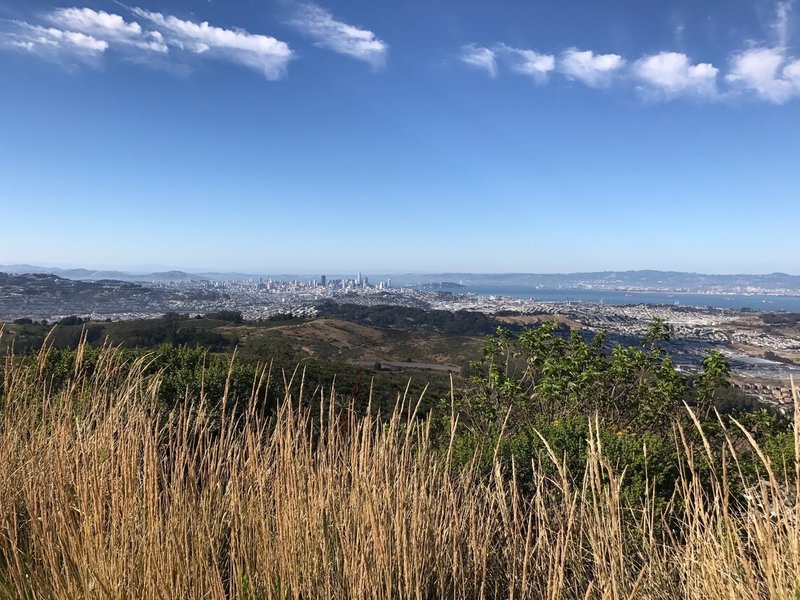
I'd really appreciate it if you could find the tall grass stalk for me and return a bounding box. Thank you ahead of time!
[0,342,798,598]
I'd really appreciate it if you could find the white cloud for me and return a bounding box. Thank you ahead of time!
[47,7,167,53]
[1,6,293,80]
[129,8,293,79]
[634,52,718,98]
[455,1,798,105]
[726,47,800,103]
[288,3,387,69]
[559,48,625,87]
[460,44,497,77]
[723,2,799,103]
[43,27,109,52]
[497,45,554,82]
[9,40,35,51]
[786,57,800,84]
[2,23,108,56]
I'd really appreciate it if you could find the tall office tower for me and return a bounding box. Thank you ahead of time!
[320,275,327,287]
[356,272,362,286]
[387,278,391,289]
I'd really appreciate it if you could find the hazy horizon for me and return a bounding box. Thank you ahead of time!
[3,261,799,278]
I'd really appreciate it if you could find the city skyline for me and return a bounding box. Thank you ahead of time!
[4,262,800,285]
[1,0,799,273]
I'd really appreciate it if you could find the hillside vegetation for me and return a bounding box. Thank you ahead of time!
[1,310,486,410]
[0,322,798,598]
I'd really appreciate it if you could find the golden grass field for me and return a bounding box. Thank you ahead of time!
[1,339,799,599]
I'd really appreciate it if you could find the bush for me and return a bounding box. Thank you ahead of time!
[439,319,792,505]
[205,310,244,323]
[58,315,84,326]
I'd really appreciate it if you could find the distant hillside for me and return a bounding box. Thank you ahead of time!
[0,272,224,319]
[0,265,209,282]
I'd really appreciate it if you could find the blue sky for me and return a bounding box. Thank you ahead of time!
[0,0,798,274]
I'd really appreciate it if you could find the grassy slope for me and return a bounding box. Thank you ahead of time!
[0,315,483,369]
[224,318,482,366]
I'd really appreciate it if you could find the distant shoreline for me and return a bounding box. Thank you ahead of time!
[455,285,800,312]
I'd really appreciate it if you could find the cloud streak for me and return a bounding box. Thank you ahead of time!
[10,23,109,54]
[131,8,292,79]
[460,44,554,82]
[288,3,387,69]
[774,0,793,48]
[460,44,497,77]
[1,6,293,79]
[48,7,167,53]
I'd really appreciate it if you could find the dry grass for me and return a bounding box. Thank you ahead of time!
[0,341,799,599]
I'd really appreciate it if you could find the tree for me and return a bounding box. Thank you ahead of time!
[694,350,732,415]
